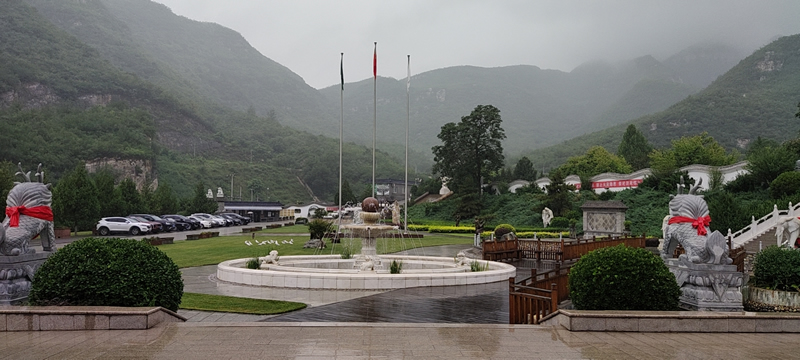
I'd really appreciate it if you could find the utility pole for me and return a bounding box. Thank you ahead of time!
[230,173,234,201]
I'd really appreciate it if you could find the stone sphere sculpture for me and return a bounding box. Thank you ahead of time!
[361,197,379,213]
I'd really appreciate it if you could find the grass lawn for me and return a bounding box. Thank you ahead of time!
[180,292,306,314]
[158,231,473,268]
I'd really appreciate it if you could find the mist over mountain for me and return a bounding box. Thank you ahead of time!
[6,0,793,193]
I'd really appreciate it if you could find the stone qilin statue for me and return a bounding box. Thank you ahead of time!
[1,163,55,256]
[660,178,742,311]
[660,179,730,265]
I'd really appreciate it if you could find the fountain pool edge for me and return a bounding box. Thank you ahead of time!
[217,255,516,290]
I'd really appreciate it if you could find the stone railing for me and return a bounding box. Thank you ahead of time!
[730,202,800,249]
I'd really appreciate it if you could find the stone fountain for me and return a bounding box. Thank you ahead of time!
[345,197,393,271]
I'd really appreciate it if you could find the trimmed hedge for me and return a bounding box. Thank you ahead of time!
[569,244,680,310]
[753,246,800,292]
[29,237,184,311]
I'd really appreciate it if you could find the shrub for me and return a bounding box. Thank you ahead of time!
[569,244,680,310]
[549,217,570,228]
[29,237,183,311]
[753,246,800,292]
[493,224,516,238]
[245,258,260,269]
[470,260,488,272]
[770,172,800,199]
[307,219,333,239]
[390,259,403,274]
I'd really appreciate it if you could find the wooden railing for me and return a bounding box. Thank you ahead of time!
[482,239,521,261]
[513,235,646,262]
[508,278,557,324]
[517,263,571,303]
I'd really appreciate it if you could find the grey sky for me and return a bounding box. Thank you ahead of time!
[154,0,800,89]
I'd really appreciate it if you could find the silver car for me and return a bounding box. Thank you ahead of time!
[96,217,151,236]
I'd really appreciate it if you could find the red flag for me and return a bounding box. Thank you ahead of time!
[373,42,377,78]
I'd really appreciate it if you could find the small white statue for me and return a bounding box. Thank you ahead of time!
[391,201,401,226]
[542,207,554,228]
[206,189,213,199]
[455,251,471,266]
[216,187,224,198]
[359,260,374,271]
[439,177,451,195]
[260,250,279,265]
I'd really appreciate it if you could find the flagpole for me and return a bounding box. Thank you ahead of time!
[372,41,377,198]
[404,54,410,232]
[338,53,344,235]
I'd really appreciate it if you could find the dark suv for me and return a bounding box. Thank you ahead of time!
[130,214,177,232]
[162,214,198,231]
[221,213,251,225]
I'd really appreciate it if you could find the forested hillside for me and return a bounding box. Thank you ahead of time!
[523,34,800,170]
[1,0,407,202]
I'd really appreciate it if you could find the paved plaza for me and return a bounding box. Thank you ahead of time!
[13,235,800,359]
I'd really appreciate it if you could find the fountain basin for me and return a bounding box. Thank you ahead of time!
[217,255,516,290]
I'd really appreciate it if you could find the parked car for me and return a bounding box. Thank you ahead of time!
[191,213,221,227]
[128,216,163,233]
[130,214,177,232]
[218,213,243,226]
[211,215,232,227]
[221,212,251,225]
[163,214,200,230]
[96,217,151,236]
[188,215,213,229]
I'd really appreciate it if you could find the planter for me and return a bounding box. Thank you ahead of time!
[186,234,200,240]
[199,233,211,239]
[210,232,220,237]
[158,237,174,245]
[54,228,71,239]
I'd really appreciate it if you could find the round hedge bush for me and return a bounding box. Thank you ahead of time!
[493,224,516,238]
[29,237,183,311]
[569,244,680,310]
[549,217,570,228]
[753,246,800,291]
[770,171,800,199]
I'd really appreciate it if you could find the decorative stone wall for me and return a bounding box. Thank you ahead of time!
[0,252,52,305]
[581,201,627,239]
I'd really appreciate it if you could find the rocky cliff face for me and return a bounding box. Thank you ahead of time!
[84,157,155,190]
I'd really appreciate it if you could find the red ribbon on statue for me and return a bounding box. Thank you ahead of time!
[5,205,54,227]
[668,215,711,236]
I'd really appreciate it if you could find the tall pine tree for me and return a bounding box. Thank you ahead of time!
[52,164,99,233]
[617,124,653,170]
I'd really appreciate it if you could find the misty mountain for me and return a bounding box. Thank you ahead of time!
[1,0,409,202]
[522,33,800,170]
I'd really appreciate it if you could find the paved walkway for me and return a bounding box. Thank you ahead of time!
[2,322,799,359]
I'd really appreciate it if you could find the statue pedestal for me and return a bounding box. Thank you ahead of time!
[665,258,744,312]
[353,237,383,271]
[0,251,53,305]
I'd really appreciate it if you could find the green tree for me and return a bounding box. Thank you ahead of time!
[545,169,574,217]
[117,178,144,215]
[152,181,179,214]
[746,144,796,189]
[187,182,218,214]
[558,146,632,178]
[92,168,125,217]
[334,179,358,205]
[513,156,537,181]
[0,161,15,201]
[617,124,653,170]
[52,164,98,233]
[649,132,737,177]
[432,105,506,196]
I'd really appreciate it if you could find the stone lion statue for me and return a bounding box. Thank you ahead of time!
[260,250,279,265]
[455,251,471,266]
[359,260,374,271]
[660,179,731,265]
[775,216,800,248]
[1,164,54,256]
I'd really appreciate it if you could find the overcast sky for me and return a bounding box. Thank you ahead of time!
[154,0,800,89]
